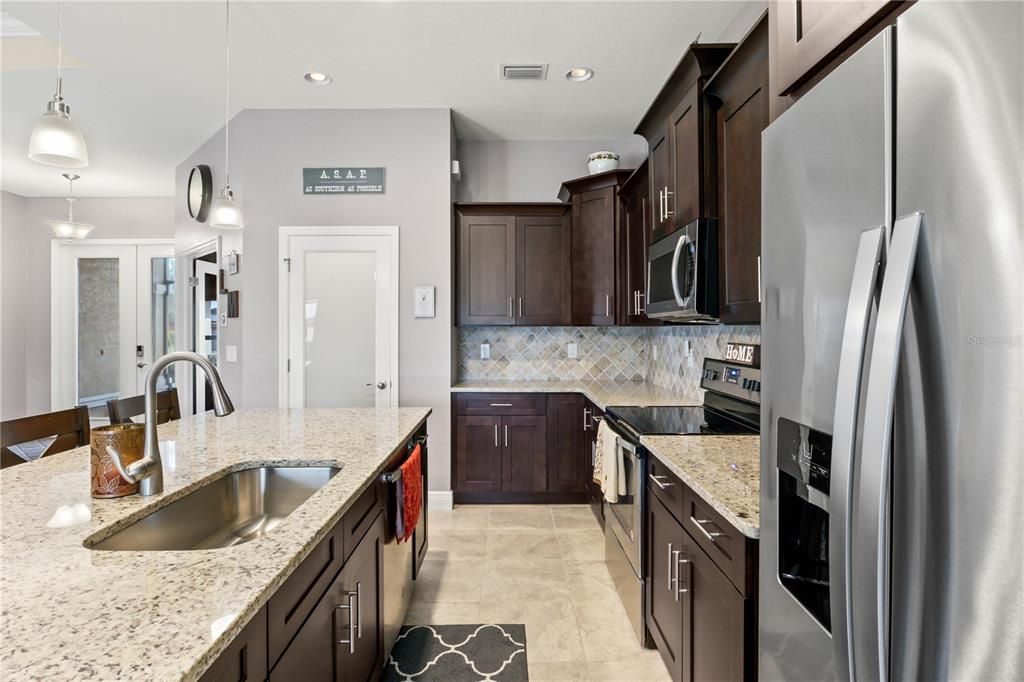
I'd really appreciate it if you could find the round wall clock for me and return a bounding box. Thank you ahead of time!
[187,164,213,222]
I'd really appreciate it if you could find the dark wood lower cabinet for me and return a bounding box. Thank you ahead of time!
[453,393,589,503]
[645,456,757,682]
[685,528,751,682]
[501,416,547,492]
[646,495,686,681]
[546,394,585,493]
[202,424,427,682]
[270,513,384,682]
[454,415,502,492]
[200,607,268,682]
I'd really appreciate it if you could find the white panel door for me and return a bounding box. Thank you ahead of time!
[285,234,395,408]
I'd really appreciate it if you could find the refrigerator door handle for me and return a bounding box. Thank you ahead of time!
[855,212,924,682]
[829,224,886,682]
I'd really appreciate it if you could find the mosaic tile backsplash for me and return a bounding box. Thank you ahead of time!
[457,327,648,382]
[646,325,761,403]
[456,324,760,401]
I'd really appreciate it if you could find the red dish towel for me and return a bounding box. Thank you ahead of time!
[400,445,422,543]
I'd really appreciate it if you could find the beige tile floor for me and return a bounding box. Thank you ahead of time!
[406,504,672,682]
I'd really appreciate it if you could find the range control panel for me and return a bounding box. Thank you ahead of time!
[701,358,761,404]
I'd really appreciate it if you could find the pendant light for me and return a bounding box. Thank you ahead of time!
[28,0,89,168]
[47,174,95,239]
[209,0,243,229]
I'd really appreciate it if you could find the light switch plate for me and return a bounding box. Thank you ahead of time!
[480,343,490,360]
[225,345,238,363]
[567,342,578,359]
[414,286,435,318]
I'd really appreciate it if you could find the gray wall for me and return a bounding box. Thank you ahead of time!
[455,138,648,203]
[1,191,28,420]
[174,108,456,491]
[0,192,174,418]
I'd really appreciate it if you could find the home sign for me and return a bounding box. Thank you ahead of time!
[303,167,385,194]
[724,342,760,367]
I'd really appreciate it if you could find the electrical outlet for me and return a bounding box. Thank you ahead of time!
[480,343,490,360]
[225,345,238,363]
[653,344,658,361]
[567,343,578,359]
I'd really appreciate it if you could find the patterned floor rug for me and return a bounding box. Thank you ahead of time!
[383,624,528,681]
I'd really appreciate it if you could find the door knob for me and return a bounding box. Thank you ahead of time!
[376,381,388,390]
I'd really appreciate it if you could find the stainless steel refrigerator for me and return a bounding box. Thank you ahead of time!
[759,1,1023,680]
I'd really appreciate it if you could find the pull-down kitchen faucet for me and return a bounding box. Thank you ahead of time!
[106,351,234,496]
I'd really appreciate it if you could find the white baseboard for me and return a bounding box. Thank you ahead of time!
[427,490,454,511]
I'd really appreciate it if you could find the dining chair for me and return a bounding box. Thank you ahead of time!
[1,406,91,469]
[106,389,181,426]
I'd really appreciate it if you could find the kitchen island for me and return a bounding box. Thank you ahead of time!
[0,407,430,681]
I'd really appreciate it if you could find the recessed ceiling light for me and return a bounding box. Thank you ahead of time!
[304,72,333,86]
[565,67,594,82]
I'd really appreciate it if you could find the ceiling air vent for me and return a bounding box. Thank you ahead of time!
[500,63,549,81]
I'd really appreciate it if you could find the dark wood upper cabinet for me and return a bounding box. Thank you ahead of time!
[515,214,571,325]
[619,162,657,326]
[560,170,633,327]
[573,187,617,326]
[546,394,585,493]
[636,44,734,244]
[457,211,515,325]
[705,13,769,324]
[669,85,703,229]
[500,415,547,492]
[771,0,904,96]
[649,127,674,240]
[456,204,571,326]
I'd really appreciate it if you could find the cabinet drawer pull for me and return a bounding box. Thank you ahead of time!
[518,296,523,318]
[508,297,514,318]
[664,188,674,218]
[667,542,675,592]
[356,581,363,638]
[671,549,681,601]
[490,403,513,407]
[605,294,610,317]
[583,407,592,431]
[691,516,724,542]
[504,424,509,448]
[494,424,499,447]
[649,473,674,490]
[676,555,691,599]
[335,590,358,654]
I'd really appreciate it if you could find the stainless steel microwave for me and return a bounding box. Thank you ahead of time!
[646,218,719,322]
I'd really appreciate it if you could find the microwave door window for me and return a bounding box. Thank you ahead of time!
[649,250,676,307]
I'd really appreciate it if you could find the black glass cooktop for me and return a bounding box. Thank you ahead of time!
[605,405,758,436]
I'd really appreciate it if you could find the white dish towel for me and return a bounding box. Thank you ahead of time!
[596,420,623,503]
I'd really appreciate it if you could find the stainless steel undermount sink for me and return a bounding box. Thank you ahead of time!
[87,465,341,551]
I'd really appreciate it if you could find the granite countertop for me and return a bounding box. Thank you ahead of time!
[641,434,760,539]
[0,407,430,682]
[451,379,687,410]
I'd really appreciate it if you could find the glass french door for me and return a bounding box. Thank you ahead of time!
[52,242,175,415]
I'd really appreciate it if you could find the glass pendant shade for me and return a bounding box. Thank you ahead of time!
[48,173,93,239]
[47,219,94,239]
[28,98,89,168]
[209,187,244,229]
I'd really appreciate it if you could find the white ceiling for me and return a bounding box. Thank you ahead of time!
[1,1,758,197]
